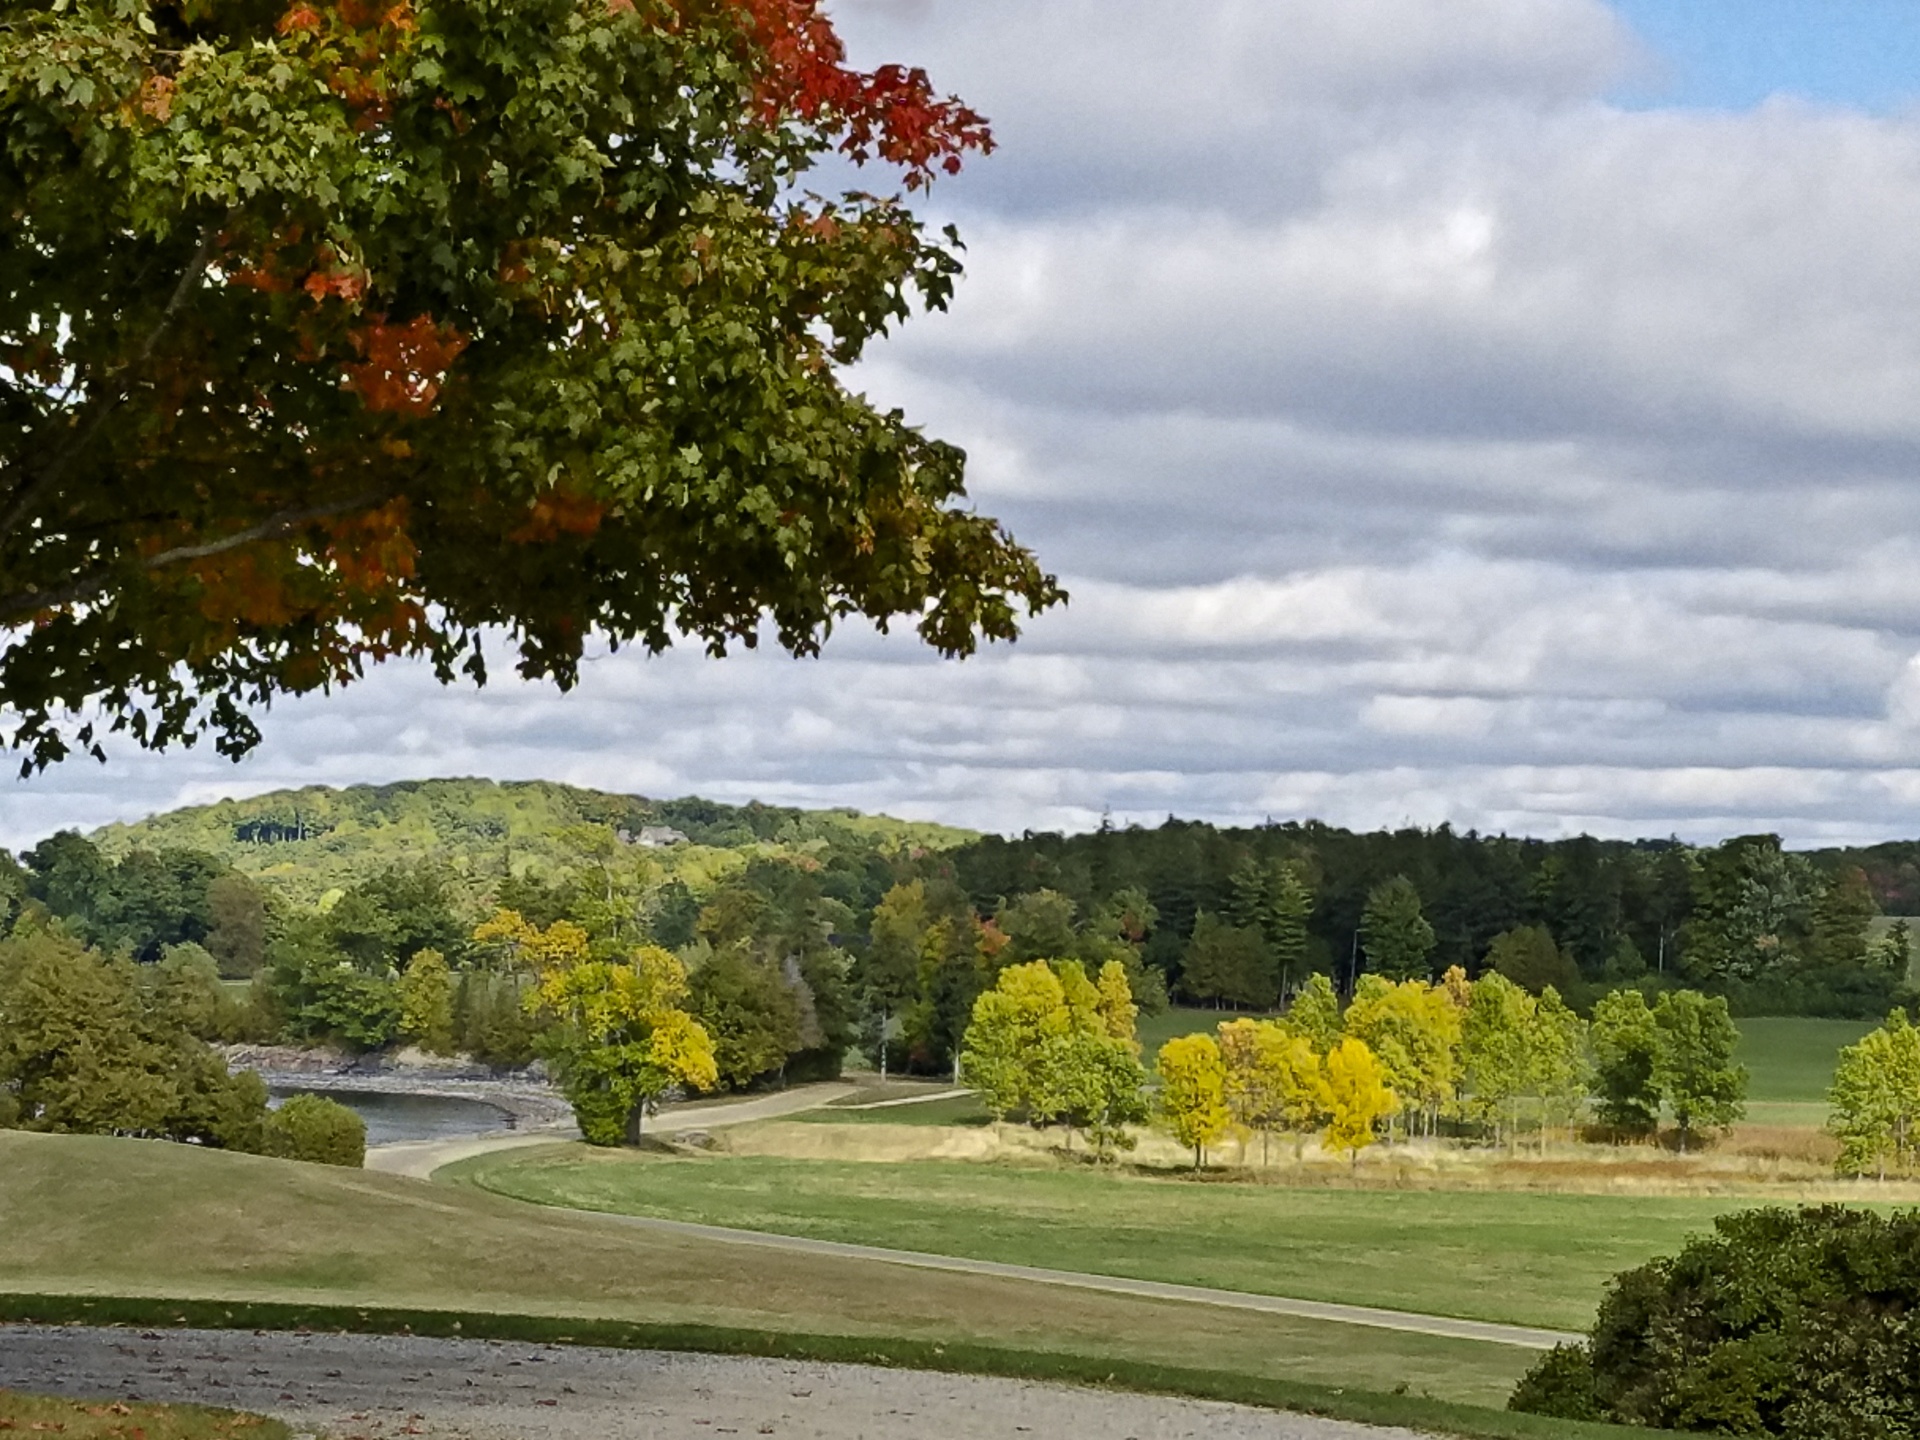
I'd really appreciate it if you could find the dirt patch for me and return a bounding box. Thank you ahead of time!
[0,1326,1435,1440]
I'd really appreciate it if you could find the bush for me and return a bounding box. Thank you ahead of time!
[1511,1205,1920,1436]
[1506,1344,1600,1422]
[264,1094,366,1167]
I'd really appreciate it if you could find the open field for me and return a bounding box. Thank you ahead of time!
[0,1388,286,1440]
[454,1144,1782,1332]
[1138,1004,1267,1063]
[1733,1016,1876,1101]
[0,1131,1540,1411]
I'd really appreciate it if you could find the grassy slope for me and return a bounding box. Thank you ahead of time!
[455,1146,1749,1333]
[0,1131,1536,1410]
[1734,1016,1876,1103]
[0,1391,287,1440]
[88,778,976,901]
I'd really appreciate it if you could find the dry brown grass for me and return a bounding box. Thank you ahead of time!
[726,1118,1920,1201]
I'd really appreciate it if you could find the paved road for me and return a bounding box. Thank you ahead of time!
[365,1083,853,1180]
[0,1325,1439,1439]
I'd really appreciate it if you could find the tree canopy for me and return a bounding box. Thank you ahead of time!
[0,0,1059,767]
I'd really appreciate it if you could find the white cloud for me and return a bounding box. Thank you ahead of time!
[12,0,1920,850]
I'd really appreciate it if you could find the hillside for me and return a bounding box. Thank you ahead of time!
[90,778,976,902]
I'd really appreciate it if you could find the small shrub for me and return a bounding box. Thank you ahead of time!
[1508,1344,1601,1422]
[264,1094,365,1167]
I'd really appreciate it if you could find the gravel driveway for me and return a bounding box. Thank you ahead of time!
[0,1325,1438,1440]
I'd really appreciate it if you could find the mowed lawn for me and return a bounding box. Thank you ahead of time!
[0,1131,1537,1408]
[1734,1016,1875,1103]
[455,1147,1746,1332]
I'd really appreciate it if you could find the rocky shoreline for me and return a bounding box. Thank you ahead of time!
[222,1045,577,1130]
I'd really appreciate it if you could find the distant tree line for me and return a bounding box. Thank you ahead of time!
[6,811,1918,1108]
[943,822,1918,1020]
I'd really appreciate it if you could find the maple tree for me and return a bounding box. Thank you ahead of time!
[0,0,1058,767]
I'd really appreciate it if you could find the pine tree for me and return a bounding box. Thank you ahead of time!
[1360,876,1436,981]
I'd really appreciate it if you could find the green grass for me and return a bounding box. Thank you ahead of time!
[1734,1016,1876,1102]
[0,1389,286,1440]
[454,1147,1756,1333]
[796,1093,990,1126]
[1138,1005,1269,1065]
[0,1131,1542,1413]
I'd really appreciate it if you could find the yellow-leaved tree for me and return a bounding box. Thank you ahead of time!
[1322,1036,1397,1170]
[1219,1018,1330,1164]
[1342,976,1462,1140]
[1158,1032,1231,1168]
[396,947,455,1055]
[1095,960,1139,1047]
[483,906,718,1146]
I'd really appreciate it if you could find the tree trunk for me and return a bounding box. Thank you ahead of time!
[879,1006,889,1081]
[624,1101,645,1147]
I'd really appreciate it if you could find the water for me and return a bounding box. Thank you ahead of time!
[270,1088,516,1146]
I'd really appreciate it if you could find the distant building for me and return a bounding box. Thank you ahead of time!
[618,825,690,848]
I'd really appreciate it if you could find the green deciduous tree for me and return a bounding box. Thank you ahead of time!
[1651,989,1746,1151]
[1285,971,1344,1054]
[1590,988,1661,1134]
[0,0,1057,770]
[1827,1009,1920,1179]
[1360,876,1436,981]
[1461,970,1532,1148]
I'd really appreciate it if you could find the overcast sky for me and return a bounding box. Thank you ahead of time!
[14,1,1920,850]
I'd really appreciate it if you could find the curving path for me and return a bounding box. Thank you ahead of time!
[0,1324,1438,1439]
[372,1082,1574,1351]
[365,1082,853,1180]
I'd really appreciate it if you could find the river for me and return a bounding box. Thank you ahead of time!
[269,1088,517,1146]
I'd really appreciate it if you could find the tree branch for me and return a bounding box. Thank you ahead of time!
[0,494,385,626]
[0,224,224,542]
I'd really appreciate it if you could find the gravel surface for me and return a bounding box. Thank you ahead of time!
[0,1325,1438,1440]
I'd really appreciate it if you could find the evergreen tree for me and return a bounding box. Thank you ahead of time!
[1809,866,1877,970]
[1360,876,1436,981]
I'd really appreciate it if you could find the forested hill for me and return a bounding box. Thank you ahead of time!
[90,778,977,901]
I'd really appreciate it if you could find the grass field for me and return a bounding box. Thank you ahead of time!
[455,1146,1759,1333]
[798,1093,990,1126]
[1137,1005,1267,1064]
[1733,1016,1875,1102]
[0,1131,1540,1410]
[0,1390,286,1440]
